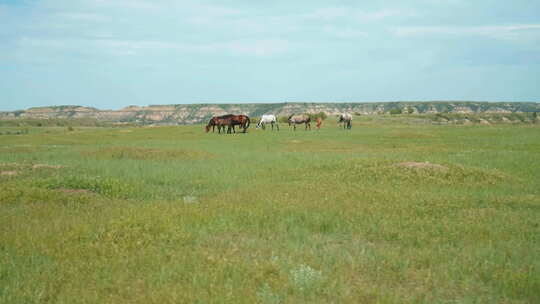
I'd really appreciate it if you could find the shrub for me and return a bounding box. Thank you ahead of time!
[389,108,402,115]
[278,116,289,124]
[310,112,327,120]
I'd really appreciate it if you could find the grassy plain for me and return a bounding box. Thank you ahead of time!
[1,116,539,303]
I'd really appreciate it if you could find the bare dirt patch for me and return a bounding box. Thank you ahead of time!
[395,162,448,171]
[0,162,23,167]
[57,188,94,195]
[1,170,19,176]
[32,164,64,169]
[1,163,64,170]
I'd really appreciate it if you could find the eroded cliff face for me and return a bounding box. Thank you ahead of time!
[1,102,538,124]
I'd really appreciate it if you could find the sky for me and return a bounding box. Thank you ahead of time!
[0,0,539,111]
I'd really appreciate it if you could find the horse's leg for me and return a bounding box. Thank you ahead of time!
[276,123,279,131]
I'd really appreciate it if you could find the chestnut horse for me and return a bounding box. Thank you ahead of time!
[316,117,323,130]
[229,114,251,133]
[205,115,232,133]
[205,114,250,134]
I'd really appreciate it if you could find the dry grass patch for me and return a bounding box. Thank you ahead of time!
[395,161,448,171]
[1,170,18,176]
[32,164,64,169]
[0,162,24,167]
[82,146,213,160]
[56,188,94,195]
[0,146,42,153]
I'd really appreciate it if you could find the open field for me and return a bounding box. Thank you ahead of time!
[1,117,539,303]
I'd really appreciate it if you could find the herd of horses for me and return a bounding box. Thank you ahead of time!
[205,113,353,133]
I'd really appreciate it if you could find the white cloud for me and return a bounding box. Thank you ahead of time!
[302,7,348,21]
[301,7,415,22]
[323,26,368,39]
[56,12,110,22]
[355,9,414,21]
[394,24,540,40]
[222,39,291,56]
[91,0,159,10]
[18,37,292,57]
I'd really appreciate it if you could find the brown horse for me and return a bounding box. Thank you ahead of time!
[205,114,250,134]
[205,115,233,134]
[228,114,251,133]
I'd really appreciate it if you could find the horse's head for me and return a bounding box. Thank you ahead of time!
[205,124,211,133]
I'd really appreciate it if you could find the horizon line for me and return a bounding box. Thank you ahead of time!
[3,100,540,112]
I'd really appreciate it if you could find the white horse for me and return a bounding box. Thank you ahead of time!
[338,113,352,129]
[256,114,279,131]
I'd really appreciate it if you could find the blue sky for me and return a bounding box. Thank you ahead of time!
[1,0,539,111]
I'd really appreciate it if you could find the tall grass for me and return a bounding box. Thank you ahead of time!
[1,117,539,303]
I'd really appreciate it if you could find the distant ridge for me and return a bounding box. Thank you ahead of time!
[1,102,538,125]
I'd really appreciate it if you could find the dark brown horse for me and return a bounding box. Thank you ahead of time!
[228,114,251,133]
[205,115,232,134]
[205,114,250,134]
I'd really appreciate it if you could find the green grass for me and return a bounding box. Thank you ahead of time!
[1,117,539,303]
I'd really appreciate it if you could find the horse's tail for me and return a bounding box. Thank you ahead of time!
[245,116,251,129]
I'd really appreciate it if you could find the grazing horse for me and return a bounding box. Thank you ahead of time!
[228,114,251,133]
[205,115,233,134]
[316,117,323,130]
[256,114,279,131]
[338,113,352,129]
[288,114,311,131]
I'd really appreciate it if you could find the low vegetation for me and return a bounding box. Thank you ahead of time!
[1,116,539,303]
